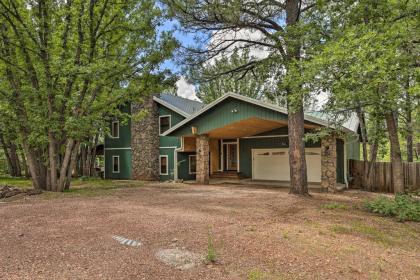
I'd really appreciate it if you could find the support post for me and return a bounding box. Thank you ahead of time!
[321,134,337,192]
[196,134,210,184]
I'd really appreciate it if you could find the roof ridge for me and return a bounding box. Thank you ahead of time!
[159,93,202,104]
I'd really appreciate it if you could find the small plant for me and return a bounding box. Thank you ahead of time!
[206,231,217,263]
[323,202,347,210]
[247,269,265,280]
[364,194,420,222]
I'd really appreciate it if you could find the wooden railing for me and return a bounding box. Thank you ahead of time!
[349,159,420,193]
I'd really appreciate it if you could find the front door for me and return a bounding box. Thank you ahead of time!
[226,144,238,171]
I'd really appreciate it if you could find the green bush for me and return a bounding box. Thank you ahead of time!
[365,194,420,222]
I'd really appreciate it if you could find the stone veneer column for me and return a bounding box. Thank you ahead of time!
[131,97,160,180]
[196,134,210,184]
[321,134,337,192]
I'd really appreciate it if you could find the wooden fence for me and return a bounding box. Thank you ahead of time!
[349,159,420,193]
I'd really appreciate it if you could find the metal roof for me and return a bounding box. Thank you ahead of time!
[154,94,204,116]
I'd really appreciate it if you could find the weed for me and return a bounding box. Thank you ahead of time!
[247,269,265,280]
[206,231,217,263]
[364,194,420,222]
[323,202,347,210]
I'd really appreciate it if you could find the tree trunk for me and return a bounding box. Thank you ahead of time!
[287,106,308,195]
[385,112,404,194]
[19,146,30,178]
[90,134,99,176]
[405,89,413,162]
[8,142,21,177]
[285,0,308,195]
[22,144,48,190]
[356,106,368,189]
[65,141,80,190]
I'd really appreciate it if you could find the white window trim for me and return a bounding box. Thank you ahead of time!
[159,115,172,135]
[159,155,169,175]
[189,155,197,174]
[110,121,120,139]
[112,155,120,173]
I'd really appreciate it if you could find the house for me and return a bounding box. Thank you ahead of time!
[104,93,360,191]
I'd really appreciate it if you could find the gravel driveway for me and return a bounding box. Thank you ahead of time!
[0,182,419,280]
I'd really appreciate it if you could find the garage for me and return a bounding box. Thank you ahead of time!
[252,148,322,182]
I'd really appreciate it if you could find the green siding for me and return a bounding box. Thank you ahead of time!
[159,105,184,148]
[346,134,360,160]
[239,136,321,178]
[104,104,132,179]
[171,98,289,137]
[336,139,345,184]
[158,105,186,180]
[105,149,132,179]
[159,148,176,181]
[105,105,131,149]
[178,152,196,181]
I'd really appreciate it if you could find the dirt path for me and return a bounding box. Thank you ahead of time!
[0,183,419,280]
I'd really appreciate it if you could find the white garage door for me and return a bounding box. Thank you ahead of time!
[252,148,321,182]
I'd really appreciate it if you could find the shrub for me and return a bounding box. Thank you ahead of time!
[365,194,420,222]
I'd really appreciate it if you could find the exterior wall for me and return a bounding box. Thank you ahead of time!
[178,152,196,181]
[171,98,289,137]
[105,149,132,179]
[239,131,321,178]
[346,134,360,160]
[131,98,160,180]
[158,105,184,180]
[104,104,132,179]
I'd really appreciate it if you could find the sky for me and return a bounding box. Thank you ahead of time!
[159,20,200,100]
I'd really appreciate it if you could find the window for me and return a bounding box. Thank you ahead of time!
[189,155,197,174]
[160,155,168,175]
[112,156,120,173]
[159,115,171,134]
[111,121,119,138]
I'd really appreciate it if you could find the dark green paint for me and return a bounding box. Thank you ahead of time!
[104,149,132,179]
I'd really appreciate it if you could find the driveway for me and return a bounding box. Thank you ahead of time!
[0,182,419,279]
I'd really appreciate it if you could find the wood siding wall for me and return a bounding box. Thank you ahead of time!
[349,160,420,193]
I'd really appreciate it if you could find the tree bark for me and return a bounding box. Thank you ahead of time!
[285,0,308,195]
[356,106,368,189]
[405,88,413,162]
[385,112,404,194]
[19,147,30,178]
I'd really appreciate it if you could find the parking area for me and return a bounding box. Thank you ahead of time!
[0,181,419,279]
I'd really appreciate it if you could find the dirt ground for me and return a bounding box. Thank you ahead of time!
[0,182,419,280]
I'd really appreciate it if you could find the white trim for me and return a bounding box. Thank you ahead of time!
[242,134,289,139]
[112,155,120,173]
[163,93,356,136]
[189,155,197,174]
[159,155,169,175]
[110,121,120,138]
[153,97,190,118]
[159,146,177,149]
[105,147,131,150]
[159,115,172,135]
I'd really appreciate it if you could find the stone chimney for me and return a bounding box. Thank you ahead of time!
[131,97,160,180]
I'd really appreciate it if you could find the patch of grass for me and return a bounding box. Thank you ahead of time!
[247,269,265,280]
[323,202,347,210]
[330,222,397,246]
[206,231,217,263]
[364,194,420,222]
[0,176,32,188]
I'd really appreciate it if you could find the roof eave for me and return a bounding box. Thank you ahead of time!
[153,96,190,118]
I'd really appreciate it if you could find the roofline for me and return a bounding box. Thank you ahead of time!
[163,93,355,136]
[153,96,190,118]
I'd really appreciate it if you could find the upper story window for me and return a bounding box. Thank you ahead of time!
[111,121,119,138]
[159,115,171,135]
